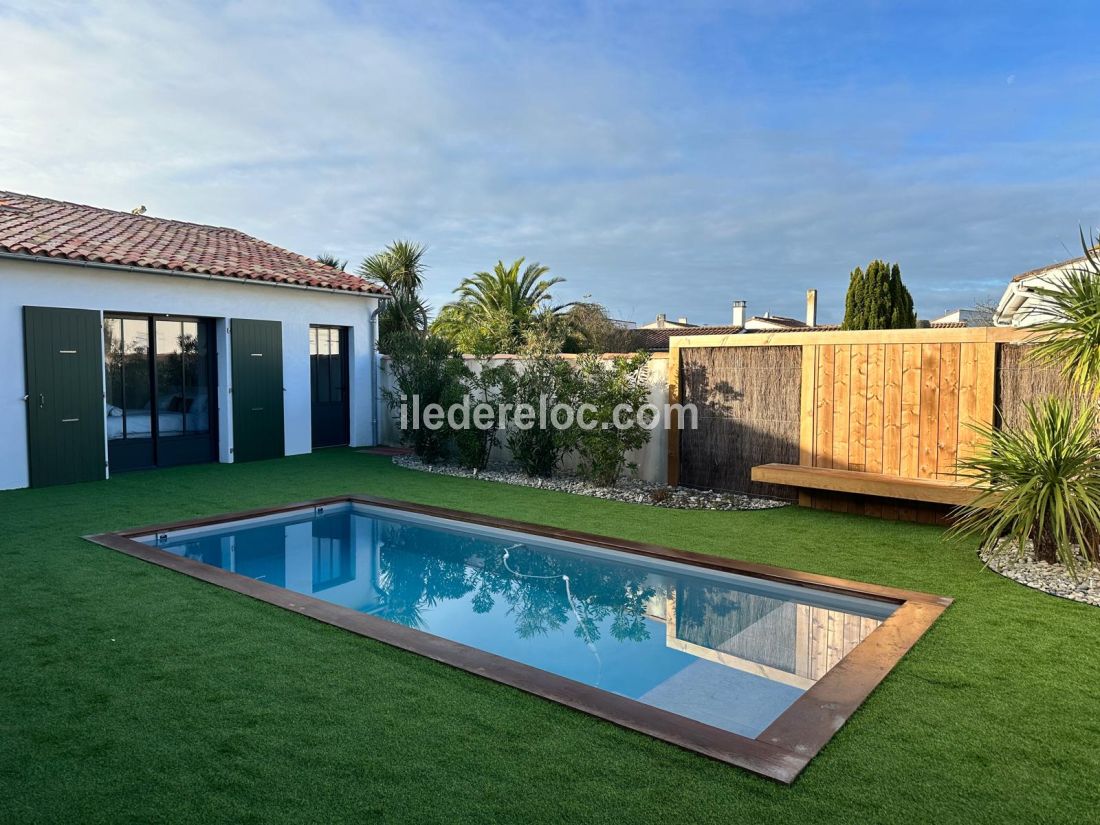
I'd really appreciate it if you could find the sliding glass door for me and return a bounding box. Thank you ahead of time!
[104,314,217,472]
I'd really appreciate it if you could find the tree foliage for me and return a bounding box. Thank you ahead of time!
[505,327,579,477]
[381,331,468,463]
[360,241,430,351]
[452,359,515,472]
[315,252,347,271]
[557,302,635,354]
[573,352,654,486]
[952,398,1100,572]
[432,258,569,354]
[841,260,916,329]
[1027,230,1100,399]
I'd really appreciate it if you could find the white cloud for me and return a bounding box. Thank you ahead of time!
[1,0,1097,325]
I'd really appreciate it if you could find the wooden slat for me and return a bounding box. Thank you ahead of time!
[937,342,960,479]
[810,607,827,681]
[832,345,851,470]
[799,346,816,467]
[957,342,980,466]
[900,344,922,477]
[825,611,842,675]
[918,343,942,479]
[816,344,834,469]
[795,605,811,677]
[750,463,996,506]
[974,341,997,431]
[882,343,903,476]
[848,344,868,472]
[865,343,885,474]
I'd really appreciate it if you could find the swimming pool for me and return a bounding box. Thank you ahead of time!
[87,495,951,783]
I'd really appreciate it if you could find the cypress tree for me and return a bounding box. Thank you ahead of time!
[842,267,865,330]
[842,260,916,329]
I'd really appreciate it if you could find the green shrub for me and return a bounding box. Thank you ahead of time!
[382,332,469,464]
[952,397,1100,574]
[573,352,654,486]
[505,332,578,477]
[453,360,516,472]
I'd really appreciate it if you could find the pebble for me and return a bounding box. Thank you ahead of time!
[391,455,788,512]
[979,539,1100,607]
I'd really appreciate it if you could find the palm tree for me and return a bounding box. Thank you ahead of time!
[315,252,347,271]
[437,258,569,352]
[359,241,430,348]
[1028,230,1100,400]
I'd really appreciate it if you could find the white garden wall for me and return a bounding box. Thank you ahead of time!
[379,352,670,484]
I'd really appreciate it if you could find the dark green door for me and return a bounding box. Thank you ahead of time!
[231,319,284,462]
[23,306,107,487]
[310,325,349,449]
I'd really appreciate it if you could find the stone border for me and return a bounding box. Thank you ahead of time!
[979,539,1100,607]
[390,455,788,512]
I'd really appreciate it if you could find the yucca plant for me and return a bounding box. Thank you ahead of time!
[1025,231,1100,399]
[952,397,1100,576]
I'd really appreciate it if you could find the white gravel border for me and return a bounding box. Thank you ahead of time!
[979,538,1100,606]
[391,455,787,512]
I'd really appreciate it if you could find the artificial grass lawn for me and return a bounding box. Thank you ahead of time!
[1,450,1097,824]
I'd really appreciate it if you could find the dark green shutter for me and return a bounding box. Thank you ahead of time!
[23,306,107,487]
[231,319,285,462]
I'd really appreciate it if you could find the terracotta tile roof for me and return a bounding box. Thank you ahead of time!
[629,325,744,351]
[0,190,385,295]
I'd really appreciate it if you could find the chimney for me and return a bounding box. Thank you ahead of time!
[732,300,746,327]
[655,312,667,328]
[806,289,818,327]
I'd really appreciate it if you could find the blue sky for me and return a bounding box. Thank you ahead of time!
[2,0,1098,324]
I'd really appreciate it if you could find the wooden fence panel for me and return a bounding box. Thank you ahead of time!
[801,339,996,481]
[669,329,1028,502]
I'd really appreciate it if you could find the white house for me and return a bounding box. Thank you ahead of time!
[993,249,1097,327]
[928,308,992,327]
[0,190,387,490]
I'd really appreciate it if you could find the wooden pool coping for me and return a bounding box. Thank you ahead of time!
[85,493,953,784]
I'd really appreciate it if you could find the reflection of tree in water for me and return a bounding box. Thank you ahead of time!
[374,523,661,645]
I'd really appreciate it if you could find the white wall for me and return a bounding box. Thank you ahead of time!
[379,353,670,484]
[1,257,382,490]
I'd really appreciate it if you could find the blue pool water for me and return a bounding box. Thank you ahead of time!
[141,503,896,737]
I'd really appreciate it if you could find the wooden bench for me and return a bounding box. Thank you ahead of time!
[750,463,996,507]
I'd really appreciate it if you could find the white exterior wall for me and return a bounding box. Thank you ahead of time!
[379,353,670,484]
[1,257,382,490]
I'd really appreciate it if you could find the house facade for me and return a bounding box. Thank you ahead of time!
[993,250,1096,327]
[0,191,386,490]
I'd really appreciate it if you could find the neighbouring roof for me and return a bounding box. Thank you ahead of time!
[1010,249,1099,282]
[630,322,962,351]
[628,325,744,351]
[0,190,386,295]
[746,314,807,328]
